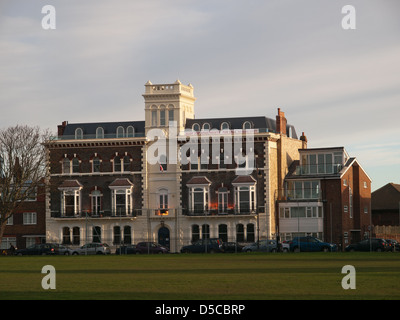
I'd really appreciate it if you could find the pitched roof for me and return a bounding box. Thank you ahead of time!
[186,176,211,186]
[109,178,134,188]
[58,180,83,190]
[372,183,400,210]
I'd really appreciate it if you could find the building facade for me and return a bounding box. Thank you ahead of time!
[1,183,46,251]
[278,147,372,250]
[45,81,306,252]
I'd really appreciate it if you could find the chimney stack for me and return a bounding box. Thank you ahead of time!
[276,108,287,136]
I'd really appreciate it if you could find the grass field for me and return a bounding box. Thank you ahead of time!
[1,252,399,300]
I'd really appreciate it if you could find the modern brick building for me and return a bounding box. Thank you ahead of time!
[278,147,372,250]
[45,80,306,252]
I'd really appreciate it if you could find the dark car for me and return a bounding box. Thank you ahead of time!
[15,243,58,256]
[116,244,137,255]
[136,242,169,254]
[181,238,223,253]
[242,240,278,253]
[385,239,399,252]
[289,236,337,252]
[222,242,244,253]
[345,239,389,252]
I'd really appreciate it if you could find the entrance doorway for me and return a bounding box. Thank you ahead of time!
[158,226,170,249]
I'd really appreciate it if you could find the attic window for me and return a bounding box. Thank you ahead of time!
[192,123,200,132]
[243,121,252,130]
[116,126,125,138]
[96,127,104,139]
[75,128,83,140]
[221,122,229,130]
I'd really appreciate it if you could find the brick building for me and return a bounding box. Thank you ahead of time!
[371,183,400,226]
[278,147,372,250]
[1,183,46,251]
[45,80,306,252]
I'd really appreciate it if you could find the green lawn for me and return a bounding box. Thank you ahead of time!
[1,253,399,300]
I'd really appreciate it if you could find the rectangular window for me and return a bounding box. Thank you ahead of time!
[23,212,37,225]
[160,110,166,126]
[218,190,228,213]
[189,187,209,214]
[152,110,157,127]
[168,110,174,122]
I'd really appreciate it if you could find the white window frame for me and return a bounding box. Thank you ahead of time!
[189,186,210,214]
[111,187,133,216]
[23,212,37,225]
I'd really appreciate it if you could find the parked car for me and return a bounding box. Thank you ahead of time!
[15,243,58,256]
[181,238,223,253]
[71,243,111,255]
[385,239,399,252]
[289,236,337,252]
[282,241,290,253]
[242,240,278,253]
[115,245,137,255]
[55,244,74,255]
[222,242,244,253]
[345,239,389,252]
[136,242,169,254]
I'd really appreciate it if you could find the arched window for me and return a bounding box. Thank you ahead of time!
[93,226,101,243]
[221,122,229,130]
[116,126,125,138]
[113,226,121,245]
[75,128,83,139]
[62,227,71,244]
[192,225,200,242]
[96,127,104,139]
[72,227,80,245]
[202,123,210,131]
[219,224,228,243]
[243,121,252,130]
[160,106,166,126]
[192,123,200,132]
[124,226,132,245]
[127,126,135,137]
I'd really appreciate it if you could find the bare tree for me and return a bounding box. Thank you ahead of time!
[0,125,51,248]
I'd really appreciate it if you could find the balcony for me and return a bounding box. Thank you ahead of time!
[182,207,261,217]
[51,210,143,219]
[293,163,343,176]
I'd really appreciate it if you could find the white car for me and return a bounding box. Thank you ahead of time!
[71,243,111,255]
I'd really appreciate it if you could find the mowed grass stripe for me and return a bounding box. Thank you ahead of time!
[1,253,399,300]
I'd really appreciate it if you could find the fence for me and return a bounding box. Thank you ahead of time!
[374,225,400,242]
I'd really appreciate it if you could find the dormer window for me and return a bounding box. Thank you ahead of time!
[116,126,125,138]
[127,126,135,137]
[192,123,200,132]
[202,123,210,131]
[221,122,229,130]
[96,127,104,139]
[75,128,83,140]
[243,121,252,130]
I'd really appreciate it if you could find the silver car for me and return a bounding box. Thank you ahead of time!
[71,243,111,255]
[242,240,278,252]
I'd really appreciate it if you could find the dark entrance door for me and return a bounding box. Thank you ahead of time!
[158,227,170,249]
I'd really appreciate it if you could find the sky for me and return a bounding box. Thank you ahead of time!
[0,0,399,191]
